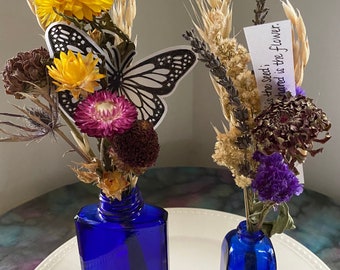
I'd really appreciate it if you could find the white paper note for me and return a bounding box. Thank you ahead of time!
[244,20,304,183]
[244,20,296,109]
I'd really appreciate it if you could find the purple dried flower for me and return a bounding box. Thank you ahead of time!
[74,90,137,138]
[252,151,303,204]
[295,86,306,96]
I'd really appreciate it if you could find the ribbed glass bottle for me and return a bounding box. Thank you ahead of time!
[74,186,168,270]
[220,220,277,270]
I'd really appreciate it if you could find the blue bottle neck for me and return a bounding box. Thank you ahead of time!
[237,220,265,243]
[98,187,144,222]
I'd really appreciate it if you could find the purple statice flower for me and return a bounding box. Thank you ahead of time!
[252,151,303,203]
[74,90,137,138]
[295,86,306,96]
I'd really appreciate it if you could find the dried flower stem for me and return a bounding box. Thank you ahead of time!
[58,109,96,162]
[54,127,92,162]
[99,138,108,170]
[188,0,233,44]
[183,30,240,107]
[281,0,309,86]
[244,188,273,232]
[35,84,97,163]
[183,29,253,177]
[36,86,96,163]
[184,28,259,227]
[243,188,251,230]
[256,203,274,231]
[112,0,136,39]
[253,0,269,25]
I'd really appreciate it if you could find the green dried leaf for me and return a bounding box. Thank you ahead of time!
[262,203,295,237]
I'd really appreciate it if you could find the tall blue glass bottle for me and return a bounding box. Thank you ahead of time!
[220,220,276,270]
[74,186,168,270]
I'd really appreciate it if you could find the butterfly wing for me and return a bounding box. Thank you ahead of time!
[118,46,197,128]
[45,22,117,118]
[45,22,198,128]
[45,22,116,70]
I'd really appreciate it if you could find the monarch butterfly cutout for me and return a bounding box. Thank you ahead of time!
[45,22,197,128]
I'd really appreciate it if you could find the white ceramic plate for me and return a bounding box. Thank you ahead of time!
[35,208,330,270]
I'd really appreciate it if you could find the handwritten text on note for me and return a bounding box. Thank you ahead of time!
[244,20,295,109]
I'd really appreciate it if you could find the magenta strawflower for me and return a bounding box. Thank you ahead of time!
[74,90,137,137]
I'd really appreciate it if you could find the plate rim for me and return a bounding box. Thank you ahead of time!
[35,207,330,270]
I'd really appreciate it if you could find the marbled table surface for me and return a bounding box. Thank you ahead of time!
[1,167,340,270]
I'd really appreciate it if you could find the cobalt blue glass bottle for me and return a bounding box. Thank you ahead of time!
[220,221,276,270]
[74,186,168,270]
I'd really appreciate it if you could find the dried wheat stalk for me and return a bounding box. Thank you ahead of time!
[281,0,310,86]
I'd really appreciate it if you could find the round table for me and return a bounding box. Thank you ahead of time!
[0,167,339,269]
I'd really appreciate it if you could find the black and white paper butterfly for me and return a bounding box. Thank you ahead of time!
[45,22,197,128]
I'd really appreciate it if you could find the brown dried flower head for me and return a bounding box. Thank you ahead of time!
[2,47,50,99]
[109,120,159,175]
[252,92,331,172]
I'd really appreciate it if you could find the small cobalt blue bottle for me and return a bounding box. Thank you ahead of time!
[74,186,168,270]
[220,220,277,270]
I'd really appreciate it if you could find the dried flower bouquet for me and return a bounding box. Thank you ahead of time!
[184,0,331,235]
[1,0,196,201]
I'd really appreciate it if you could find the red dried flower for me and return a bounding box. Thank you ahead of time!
[109,120,159,175]
[252,92,331,172]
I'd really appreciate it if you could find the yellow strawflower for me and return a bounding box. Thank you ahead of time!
[28,0,114,29]
[47,51,105,99]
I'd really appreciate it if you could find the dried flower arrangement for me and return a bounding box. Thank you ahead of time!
[184,0,331,235]
[1,0,196,201]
